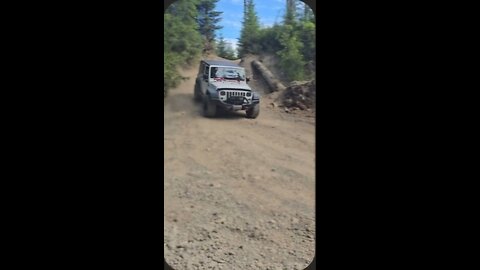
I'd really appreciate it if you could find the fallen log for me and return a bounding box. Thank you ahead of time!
[251,60,286,92]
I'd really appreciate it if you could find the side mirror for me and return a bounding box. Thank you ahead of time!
[246,77,250,82]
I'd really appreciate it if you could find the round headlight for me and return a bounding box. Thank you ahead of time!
[246,92,252,97]
[220,91,225,96]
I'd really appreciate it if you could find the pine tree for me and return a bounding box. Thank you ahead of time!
[300,1,314,23]
[216,36,237,60]
[244,0,248,18]
[277,24,305,81]
[223,43,236,60]
[297,2,315,78]
[164,0,203,97]
[285,0,296,26]
[216,36,227,57]
[196,0,223,52]
[298,19,315,74]
[165,0,202,63]
[238,0,260,57]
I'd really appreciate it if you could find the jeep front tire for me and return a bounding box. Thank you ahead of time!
[246,104,260,119]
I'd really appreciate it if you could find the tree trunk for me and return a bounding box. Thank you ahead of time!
[252,60,286,92]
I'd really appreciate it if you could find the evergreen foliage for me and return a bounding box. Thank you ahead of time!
[197,0,223,51]
[216,36,236,60]
[302,1,315,22]
[285,0,296,26]
[223,45,236,60]
[256,24,282,53]
[163,0,315,97]
[164,0,203,97]
[238,0,315,81]
[277,24,305,81]
[297,19,315,77]
[238,0,261,57]
[216,36,227,57]
[164,0,225,97]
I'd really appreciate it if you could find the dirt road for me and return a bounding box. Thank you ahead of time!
[164,58,316,270]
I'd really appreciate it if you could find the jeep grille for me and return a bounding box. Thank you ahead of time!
[226,91,246,98]
[219,90,252,105]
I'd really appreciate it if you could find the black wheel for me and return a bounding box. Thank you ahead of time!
[246,104,260,119]
[203,95,217,117]
[194,83,201,102]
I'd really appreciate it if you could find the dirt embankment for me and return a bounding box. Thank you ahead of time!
[239,53,316,117]
[164,55,315,270]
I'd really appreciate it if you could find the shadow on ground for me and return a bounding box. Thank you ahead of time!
[166,92,254,120]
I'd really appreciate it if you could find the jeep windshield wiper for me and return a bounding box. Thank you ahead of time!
[223,76,244,81]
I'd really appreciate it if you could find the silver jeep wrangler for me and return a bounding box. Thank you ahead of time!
[194,60,260,118]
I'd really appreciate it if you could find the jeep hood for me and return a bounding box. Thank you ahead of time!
[210,80,252,91]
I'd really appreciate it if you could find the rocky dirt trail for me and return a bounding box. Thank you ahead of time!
[164,56,316,270]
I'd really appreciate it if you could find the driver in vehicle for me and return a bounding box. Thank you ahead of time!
[211,67,218,78]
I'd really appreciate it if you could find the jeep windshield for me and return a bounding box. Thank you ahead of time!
[211,67,246,81]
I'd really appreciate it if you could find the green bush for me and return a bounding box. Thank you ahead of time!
[277,25,305,81]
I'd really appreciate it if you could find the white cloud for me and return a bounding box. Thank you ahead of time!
[260,21,275,28]
[223,38,239,52]
[259,16,277,28]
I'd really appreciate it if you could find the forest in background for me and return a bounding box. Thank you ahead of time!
[164,0,316,97]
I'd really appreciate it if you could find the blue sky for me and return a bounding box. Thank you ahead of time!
[215,0,287,53]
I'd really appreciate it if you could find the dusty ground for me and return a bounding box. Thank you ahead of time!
[164,56,316,270]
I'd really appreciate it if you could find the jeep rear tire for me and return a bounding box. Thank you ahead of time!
[203,95,217,117]
[194,83,201,102]
[246,104,260,119]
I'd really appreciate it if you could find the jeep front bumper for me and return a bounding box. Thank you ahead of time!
[212,99,259,111]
